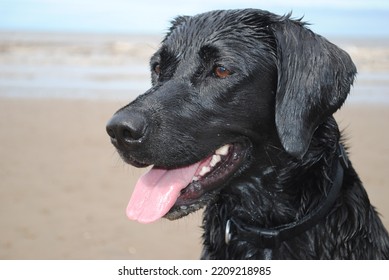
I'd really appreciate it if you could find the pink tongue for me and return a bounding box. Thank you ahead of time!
[126,160,207,224]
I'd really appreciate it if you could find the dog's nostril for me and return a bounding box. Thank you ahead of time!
[122,129,131,139]
[106,128,116,139]
[122,127,143,141]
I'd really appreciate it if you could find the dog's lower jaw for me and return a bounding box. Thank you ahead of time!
[163,141,252,220]
[164,191,217,220]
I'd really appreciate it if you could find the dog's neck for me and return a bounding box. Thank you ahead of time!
[201,117,344,259]
[226,143,347,259]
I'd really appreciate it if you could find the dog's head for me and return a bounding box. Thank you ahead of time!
[106,9,356,223]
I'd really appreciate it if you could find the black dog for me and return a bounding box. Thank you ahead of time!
[106,9,389,259]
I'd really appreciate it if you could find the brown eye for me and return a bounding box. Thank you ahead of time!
[153,63,161,75]
[214,65,231,78]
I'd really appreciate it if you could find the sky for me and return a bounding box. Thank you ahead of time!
[1,0,389,37]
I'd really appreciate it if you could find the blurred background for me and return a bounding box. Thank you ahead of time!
[2,0,389,36]
[0,0,388,259]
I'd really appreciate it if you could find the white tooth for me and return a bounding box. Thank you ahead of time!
[215,144,230,156]
[199,166,211,176]
[192,176,199,181]
[210,154,221,167]
[180,205,188,210]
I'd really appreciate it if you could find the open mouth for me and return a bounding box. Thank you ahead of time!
[126,142,249,223]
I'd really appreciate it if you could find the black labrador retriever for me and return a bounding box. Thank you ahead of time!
[106,9,389,259]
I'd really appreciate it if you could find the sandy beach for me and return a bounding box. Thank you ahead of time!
[0,32,388,259]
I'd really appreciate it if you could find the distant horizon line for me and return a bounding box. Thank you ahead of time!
[1,28,389,41]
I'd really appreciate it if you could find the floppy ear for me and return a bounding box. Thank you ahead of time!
[271,19,356,158]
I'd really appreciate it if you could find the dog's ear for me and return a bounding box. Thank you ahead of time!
[270,19,356,158]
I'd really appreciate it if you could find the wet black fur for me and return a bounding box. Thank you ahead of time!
[107,9,389,259]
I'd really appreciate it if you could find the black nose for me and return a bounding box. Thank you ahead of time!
[106,110,148,147]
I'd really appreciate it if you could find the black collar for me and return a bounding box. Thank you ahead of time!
[225,143,349,258]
